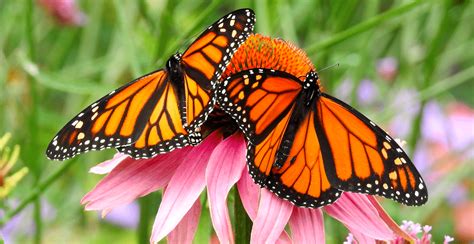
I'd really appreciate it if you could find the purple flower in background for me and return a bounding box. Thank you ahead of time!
[377,57,399,81]
[101,201,140,229]
[446,184,468,205]
[38,0,87,26]
[344,233,355,244]
[0,199,56,244]
[388,88,421,139]
[335,78,354,101]
[357,79,379,105]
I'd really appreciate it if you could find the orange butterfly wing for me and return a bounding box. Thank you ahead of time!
[47,9,256,161]
[218,69,341,207]
[117,79,200,158]
[46,70,168,160]
[316,94,428,206]
[266,108,342,207]
[181,8,255,130]
[219,68,428,207]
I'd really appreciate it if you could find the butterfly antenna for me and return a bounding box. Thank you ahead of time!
[318,63,340,73]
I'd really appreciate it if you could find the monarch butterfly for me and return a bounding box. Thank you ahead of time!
[217,36,428,207]
[46,8,255,160]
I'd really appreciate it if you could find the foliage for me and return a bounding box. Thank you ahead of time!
[0,0,472,243]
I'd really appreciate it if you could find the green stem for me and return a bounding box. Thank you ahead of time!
[418,66,474,103]
[0,158,77,227]
[137,193,159,244]
[407,0,466,152]
[234,188,252,244]
[34,198,42,244]
[26,0,42,243]
[305,0,425,54]
[138,0,156,34]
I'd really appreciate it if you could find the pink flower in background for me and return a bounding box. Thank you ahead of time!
[346,220,456,244]
[413,101,473,185]
[81,131,416,243]
[38,0,87,26]
[394,221,454,244]
[377,57,398,81]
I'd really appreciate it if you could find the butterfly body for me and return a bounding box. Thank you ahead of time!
[218,68,428,207]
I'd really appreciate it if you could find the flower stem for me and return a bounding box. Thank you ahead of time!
[137,192,160,244]
[34,198,42,244]
[407,0,467,152]
[234,188,252,244]
[25,0,43,242]
[305,0,426,54]
[0,158,77,227]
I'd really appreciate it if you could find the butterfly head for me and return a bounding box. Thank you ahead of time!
[166,53,183,78]
[303,71,320,106]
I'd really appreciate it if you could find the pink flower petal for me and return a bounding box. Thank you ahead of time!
[236,166,261,220]
[289,207,325,243]
[348,228,376,244]
[82,147,192,211]
[150,132,222,243]
[167,199,202,244]
[366,196,414,242]
[251,189,294,244]
[206,133,247,244]
[89,153,128,174]
[237,166,292,243]
[324,193,394,240]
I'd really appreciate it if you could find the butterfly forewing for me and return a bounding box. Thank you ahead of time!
[181,8,255,131]
[217,69,301,141]
[46,70,168,160]
[315,94,428,206]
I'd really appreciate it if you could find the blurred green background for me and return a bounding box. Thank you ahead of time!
[1,0,473,243]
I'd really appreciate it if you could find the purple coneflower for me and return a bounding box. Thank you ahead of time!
[81,33,418,243]
[82,131,415,243]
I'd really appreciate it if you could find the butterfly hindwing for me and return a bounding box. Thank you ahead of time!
[46,70,168,160]
[259,105,342,208]
[116,78,201,158]
[181,8,255,131]
[315,94,428,206]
